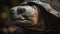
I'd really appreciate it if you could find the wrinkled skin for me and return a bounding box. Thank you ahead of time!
[10,5,38,26]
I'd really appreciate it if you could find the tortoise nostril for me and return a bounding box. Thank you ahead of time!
[11,9,14,11]
[17,8,26,14]
[10,9,14,12]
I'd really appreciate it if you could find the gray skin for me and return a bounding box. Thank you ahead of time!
[10,6,38,26]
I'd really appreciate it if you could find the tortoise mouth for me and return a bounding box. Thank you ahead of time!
[15,19,31,23]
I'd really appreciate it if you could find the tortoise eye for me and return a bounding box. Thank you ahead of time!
[17,8,26,14]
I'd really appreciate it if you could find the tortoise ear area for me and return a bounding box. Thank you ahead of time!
[32,5,38,11]
[29,5,39,26]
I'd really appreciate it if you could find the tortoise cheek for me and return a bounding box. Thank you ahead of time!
[31,8,38,25]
